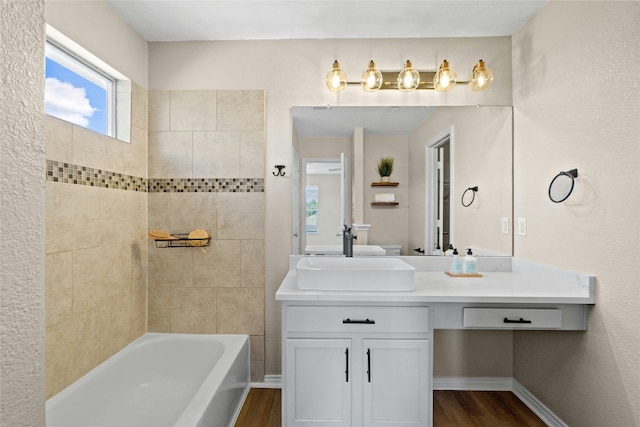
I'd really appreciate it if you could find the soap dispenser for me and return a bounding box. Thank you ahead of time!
[463,248,477,274]
[450,248,463,274]
[444,244,454,256]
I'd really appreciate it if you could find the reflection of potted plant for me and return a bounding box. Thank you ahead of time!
[376,157,394,182]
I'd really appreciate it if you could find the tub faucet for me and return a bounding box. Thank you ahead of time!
[342,225,357,257]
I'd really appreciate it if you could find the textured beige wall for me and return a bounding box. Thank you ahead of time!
[0,1,46,424]
[512,2,640,425]
[147,90,266,381]
[44,83,149,398]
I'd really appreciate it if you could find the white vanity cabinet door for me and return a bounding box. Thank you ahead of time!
[363,339,430,426]
[285,339,352,426]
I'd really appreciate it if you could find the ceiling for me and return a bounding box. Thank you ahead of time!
[107,1,547,42]
[106,0,546,136]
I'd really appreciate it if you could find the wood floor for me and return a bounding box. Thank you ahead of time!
[234,388,547,427]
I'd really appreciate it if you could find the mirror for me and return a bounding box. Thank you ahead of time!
[292,106,513,256]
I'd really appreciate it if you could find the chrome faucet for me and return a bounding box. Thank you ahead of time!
[342,225,357,257]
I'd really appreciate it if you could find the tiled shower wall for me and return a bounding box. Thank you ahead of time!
[147,90,266,381]
[45,84,149,398]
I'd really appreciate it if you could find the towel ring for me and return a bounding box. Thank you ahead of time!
[461,186,478,207]
[548,169,578,203]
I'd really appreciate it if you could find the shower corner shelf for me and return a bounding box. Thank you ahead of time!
[152,233,211,248]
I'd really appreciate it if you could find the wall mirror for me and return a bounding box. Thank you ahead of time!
[291,105,513,257]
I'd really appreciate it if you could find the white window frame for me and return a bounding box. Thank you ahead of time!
[45,24,131,143]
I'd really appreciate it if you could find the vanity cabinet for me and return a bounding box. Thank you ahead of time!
[282,304,432,427]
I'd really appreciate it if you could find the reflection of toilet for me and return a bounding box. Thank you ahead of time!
[378,244,402,256]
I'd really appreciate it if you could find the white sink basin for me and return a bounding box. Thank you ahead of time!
[296,257,415,291]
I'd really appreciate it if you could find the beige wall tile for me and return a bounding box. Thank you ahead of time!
[45,252,73,328]
[169,192,218,237]
[170,90,217,131]
[148,284,171,332]
[122,124,148,178]
[216,90,264,131]
[194,239,241,287]
[251,361,265,383]
[100,188,147,244]
[46,182,102,254]
[45,116,73,163]
[193,131,240,178]
[72,125,124,172]
[131,83,148,132]
[148,131,193,178]
[170,287,217,333]
[217,288,264,335]
[241,240,264,287]
[149,90,170,131]
[72,244,130,316]
[250,335,265,361]
[240,130,265,178]
[148,244,194,287]
[148,193,172,231]
[217,193,264,240]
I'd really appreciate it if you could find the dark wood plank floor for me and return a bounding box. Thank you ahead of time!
[234,388,547,427]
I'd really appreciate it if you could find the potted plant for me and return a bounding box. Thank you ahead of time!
[376,157,394,182]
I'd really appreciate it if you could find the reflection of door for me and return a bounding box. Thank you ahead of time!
[292,149,300,254]
[301,158,344,249]
[426,128,453,255]
[436,144,451,250]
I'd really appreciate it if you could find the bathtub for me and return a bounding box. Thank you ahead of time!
[46,333,250,427]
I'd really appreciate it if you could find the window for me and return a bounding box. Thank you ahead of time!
[305,185,319,234]
[45,40,114,136]
[44,25,131,143]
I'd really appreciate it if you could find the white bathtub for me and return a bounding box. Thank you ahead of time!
[46,333,250,427]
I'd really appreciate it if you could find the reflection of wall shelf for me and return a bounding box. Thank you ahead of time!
[152,233,211,248]
[371,202,399,207]
[371,182,399,187]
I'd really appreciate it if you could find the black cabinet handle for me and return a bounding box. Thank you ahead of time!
[503,317,532,324]
[367,348,371,383]
[345,348,349,382]
[343,318,375,324]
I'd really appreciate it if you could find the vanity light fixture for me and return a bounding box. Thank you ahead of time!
[325,60,347,92]
[469,59,494,91]
[361,60,384,92]
[433,59,457,91]
[325,59,493,92]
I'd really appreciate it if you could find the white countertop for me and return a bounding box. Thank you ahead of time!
[275,256,596,304]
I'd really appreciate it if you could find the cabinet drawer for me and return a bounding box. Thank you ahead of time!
[286,306,430,334]
[463,308,562,329]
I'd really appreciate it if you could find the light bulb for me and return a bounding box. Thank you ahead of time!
[325,60,347,92]
[397,60,420,91]
[469,59,494,91]
[434,59,457,91]
[360,60,383,92]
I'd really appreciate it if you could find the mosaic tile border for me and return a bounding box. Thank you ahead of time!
[46,160,265,193]
[148,178,264,193]
[46,160,147,192]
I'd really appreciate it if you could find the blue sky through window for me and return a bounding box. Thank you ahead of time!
[45,57,107,134]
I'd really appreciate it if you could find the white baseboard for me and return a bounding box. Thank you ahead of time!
[434,376,513,391]
[512,378,568,427]
[434,376,567,427]
[251,374,282,389]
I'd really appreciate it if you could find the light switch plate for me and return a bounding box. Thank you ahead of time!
[518,217,527,236]
[501,217,509,234]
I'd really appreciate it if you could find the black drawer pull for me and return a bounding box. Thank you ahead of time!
[343,318,375,324]
[503,317,532,324]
